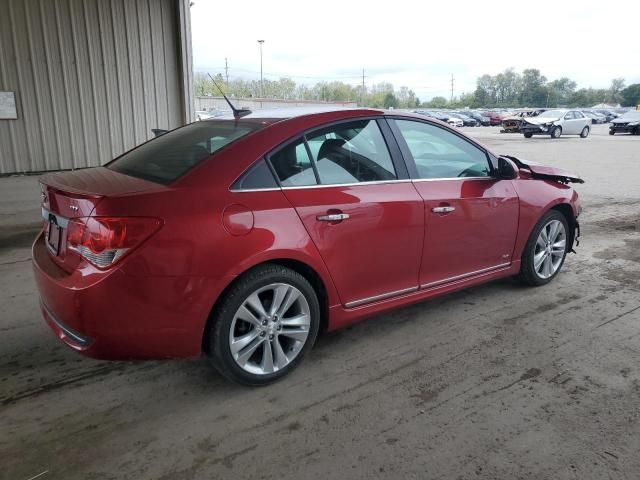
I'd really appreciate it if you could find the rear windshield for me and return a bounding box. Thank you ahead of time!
[107,120,265,183]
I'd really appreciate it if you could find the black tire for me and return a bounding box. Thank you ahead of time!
[633,127,639,135]
[609,130,615,135]
[580,126,590,138]
[206,264,320,385]
[550,126,562,139]
[524,132,533,138]
[517,210,570,287]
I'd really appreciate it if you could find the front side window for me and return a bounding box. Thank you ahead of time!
[306,120,396,184]
[393,120,491,179]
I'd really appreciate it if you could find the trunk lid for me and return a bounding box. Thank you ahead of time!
[39,167,165,271]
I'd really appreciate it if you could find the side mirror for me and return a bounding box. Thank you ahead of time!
[497,157,517,180]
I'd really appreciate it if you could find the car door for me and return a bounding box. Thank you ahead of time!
[269,118,424,308]
[389,118,519,288]
[563,111,580,134]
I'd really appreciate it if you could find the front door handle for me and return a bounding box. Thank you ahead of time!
[431,206,455,214]
[317,213,350,222]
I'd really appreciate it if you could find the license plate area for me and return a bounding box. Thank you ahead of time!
[47,216,62,255]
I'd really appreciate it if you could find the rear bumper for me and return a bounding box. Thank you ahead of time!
[32,232,233,360]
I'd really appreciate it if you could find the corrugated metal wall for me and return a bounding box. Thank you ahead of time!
[0,0,192,174]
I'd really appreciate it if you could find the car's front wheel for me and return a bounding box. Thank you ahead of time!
[524,132,533,138]
[580,126,590,138]
[550,126,562,139]
[517,210,569,286]
[206,264,320,385]
[609,130,615,135]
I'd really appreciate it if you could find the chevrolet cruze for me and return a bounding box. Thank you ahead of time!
[33,108,582,385]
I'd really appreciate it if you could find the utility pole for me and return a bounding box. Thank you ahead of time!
[450,73,454,104]
[224,58,229,85]
[361,68,365,107]
[257,40,265,98]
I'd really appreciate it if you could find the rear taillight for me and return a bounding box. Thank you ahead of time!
[67,217,161,269]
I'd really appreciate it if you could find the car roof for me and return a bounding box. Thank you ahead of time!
[215,106,385,123]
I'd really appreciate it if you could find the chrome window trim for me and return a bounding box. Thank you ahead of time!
[345,286,419,308]
[411,176,494,183]
[420,263,511,289]
[281,179,412,190]
[229,187,282,193]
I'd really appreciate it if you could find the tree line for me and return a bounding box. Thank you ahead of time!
[195,70,640,109]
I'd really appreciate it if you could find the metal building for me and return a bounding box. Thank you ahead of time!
[0,0,194,175]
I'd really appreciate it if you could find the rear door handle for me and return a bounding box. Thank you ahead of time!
[317,213,350,222]
[431,206,455,213]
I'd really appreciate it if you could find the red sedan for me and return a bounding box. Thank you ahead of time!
[33,108,582,385]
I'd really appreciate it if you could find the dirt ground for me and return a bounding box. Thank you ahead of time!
[1,124,639,480]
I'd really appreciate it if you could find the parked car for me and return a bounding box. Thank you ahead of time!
[594,109,618,122]
[196,110,215,121]
[580,111,606,124]
[609,110,640,135]
[520,109,591,138]
[501,109,546,133]
[463,111,491,126]
[33,107,582,385]
[449,112,478,127]
[483,111,506,126]
[445,114,464,127]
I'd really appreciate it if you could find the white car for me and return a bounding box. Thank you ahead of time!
[446,116,464,128]
[520,109,590,139]
[196,110,215,121]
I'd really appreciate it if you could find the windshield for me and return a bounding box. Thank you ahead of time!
[620,111,640,120]
[538,110,564,119]
[537,110,564,119]
[108,120,266,184]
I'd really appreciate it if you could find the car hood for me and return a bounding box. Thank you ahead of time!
[523,116,561,125]
[501,156,584,184]
[612,117,639,124]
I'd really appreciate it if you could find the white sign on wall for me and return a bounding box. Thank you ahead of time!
[0,92,18,119]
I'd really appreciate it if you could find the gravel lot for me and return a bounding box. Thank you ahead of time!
[1,124,639,480]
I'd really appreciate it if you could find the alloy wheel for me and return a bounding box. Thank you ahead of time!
[229,283,311,375]
[533,219,566,279]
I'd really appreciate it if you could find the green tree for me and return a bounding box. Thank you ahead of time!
[607,78,626,104]
[547,77,577,107]
[621,83,640,107]
[519,69,548,107]
[383,92,399,109]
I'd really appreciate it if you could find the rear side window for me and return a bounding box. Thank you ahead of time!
[306,120,396,184]
[108,121,265,184]
[231,159,277,190]
[270,140,318,187]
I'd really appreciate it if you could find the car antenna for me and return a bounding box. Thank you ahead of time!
[207,73,251,120]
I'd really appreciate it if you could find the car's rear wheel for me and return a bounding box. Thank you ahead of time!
[550,126,562,139]
[207,264,320,385]
[517,210,569,286]
[580,126,590,138]
[524,132,533,138]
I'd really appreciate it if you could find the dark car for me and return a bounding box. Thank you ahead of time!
[594,109,618,122]
[449,112,478,127]
[33,107,583,385]
[462,111,491,126]
[609,111,640,135]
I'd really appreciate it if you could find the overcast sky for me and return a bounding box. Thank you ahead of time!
[191,0,640,100]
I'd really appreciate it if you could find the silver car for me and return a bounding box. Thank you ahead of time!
[520,109,591,139]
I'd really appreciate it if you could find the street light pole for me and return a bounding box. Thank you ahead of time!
[257,40,265,98]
